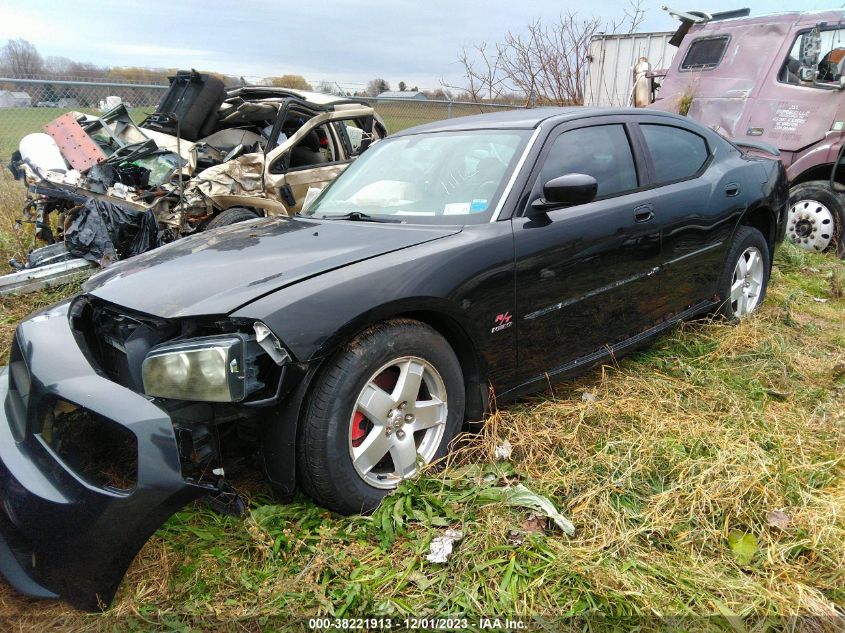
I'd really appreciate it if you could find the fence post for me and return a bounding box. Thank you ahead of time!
[447,100,452,119]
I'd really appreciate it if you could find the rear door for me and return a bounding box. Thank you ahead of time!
[633,117,741,310]
[512,118,664,378]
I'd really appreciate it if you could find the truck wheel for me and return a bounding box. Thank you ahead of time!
[717,226,770,320]
[296,320,465,515]
[787,181,845,257]
[204,207,259,230]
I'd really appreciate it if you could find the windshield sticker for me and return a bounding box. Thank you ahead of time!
[470,199,488,213]
[444,202,471,215]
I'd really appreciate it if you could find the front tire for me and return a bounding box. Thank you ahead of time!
[205,207,259,230]
[787,181,845,257]
[717,225,770,320]
[296,319,465,515]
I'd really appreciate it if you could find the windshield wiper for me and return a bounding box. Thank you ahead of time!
[318,211,404,223]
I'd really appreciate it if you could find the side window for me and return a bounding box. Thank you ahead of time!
[539,124,638,198]
[640,124,709,184]
[337,120,365,155]
[780,27,845,87]
[288,124,335,170]
[680,37,729,71]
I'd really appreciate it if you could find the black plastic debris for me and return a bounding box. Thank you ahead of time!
[64,198,159,265]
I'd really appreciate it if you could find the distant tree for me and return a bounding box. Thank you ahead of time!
[423,88,452,100]
[267,74,313,90]
[0,38,43,77]
[43,56,74,76]
[411,85,418,92]
[315,80,342,95]
[444,0,645,105]
[366,78,390,96]
[398,81,407,92]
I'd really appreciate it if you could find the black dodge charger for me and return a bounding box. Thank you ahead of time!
[0,108,788,609]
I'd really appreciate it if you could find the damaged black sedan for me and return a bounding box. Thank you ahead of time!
[0,108,788,610]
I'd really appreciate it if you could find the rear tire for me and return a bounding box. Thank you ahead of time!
[717,225,770,320]
[787,181,845,258]
[205,207,259,230]
[296,319,464,515]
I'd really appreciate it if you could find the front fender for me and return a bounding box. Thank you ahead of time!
[229,224,517,387]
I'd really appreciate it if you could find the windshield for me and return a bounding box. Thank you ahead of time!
[305,129,530,223]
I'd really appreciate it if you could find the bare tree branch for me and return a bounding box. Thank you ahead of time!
[449,1,646,105]
[0,38,43,78]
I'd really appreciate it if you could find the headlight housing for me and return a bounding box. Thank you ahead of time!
[142,334,256,402]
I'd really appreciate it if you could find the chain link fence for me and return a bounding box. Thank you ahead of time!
[0,77,526,161]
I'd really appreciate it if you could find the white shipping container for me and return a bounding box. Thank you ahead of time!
[585,32,677,107]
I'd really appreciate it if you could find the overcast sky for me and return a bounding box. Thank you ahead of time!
[0,1,838,90]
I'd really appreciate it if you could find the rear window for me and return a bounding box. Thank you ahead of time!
[680,36,729,71]
[640,124,709,184]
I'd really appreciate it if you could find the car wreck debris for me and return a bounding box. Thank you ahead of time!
[6,70,386,281]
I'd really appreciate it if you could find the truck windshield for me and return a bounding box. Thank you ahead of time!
[304,129,530,224]
[780,27,845,87]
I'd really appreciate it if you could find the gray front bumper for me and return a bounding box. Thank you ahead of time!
[0,299,206,610]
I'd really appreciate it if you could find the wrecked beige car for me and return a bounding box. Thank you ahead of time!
[10,75,386,265]
[160,91,386,234]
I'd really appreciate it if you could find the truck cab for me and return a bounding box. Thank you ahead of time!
[648,9,845,257]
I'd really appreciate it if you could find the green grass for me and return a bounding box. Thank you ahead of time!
[373,101,521,134]
[0,177,843,630]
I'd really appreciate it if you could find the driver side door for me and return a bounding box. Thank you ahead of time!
[512,118,666,380]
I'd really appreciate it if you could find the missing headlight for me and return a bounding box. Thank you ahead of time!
[39,400,138,493]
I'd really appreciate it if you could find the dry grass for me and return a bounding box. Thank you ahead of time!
[0,170,842,630]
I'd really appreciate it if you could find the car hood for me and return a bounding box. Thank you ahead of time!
[84,217,461,317]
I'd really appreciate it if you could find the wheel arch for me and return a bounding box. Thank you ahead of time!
[737,203,776,256]
[309,303,489,422]
[259,302,489,500]
[790,164,836,188]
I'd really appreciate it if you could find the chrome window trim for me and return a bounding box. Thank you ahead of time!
[490,125,543,222]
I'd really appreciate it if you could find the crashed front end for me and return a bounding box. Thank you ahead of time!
[0,296,292,610]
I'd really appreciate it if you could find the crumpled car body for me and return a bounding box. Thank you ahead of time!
[12,80,386,261]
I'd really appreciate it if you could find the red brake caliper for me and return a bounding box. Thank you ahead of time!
[351,412,369,448]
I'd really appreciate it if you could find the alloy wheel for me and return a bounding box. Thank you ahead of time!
[348,356,448,489]
[730,246,764,317]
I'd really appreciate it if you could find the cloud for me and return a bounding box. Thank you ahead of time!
[0,7,66,45]
[106,44,218,60]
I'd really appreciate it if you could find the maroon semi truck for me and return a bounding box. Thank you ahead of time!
[644,8,845,257]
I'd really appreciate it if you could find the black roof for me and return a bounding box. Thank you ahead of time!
[391,106,688,135]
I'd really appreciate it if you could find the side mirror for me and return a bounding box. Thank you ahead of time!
[831,145,845,192]
[530,174,598,213]
[798,27,822,81]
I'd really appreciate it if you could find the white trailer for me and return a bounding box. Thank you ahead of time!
[585,31,677,107]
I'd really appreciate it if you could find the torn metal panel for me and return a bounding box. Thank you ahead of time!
[183,153,265,201]
[43,113,107,172]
